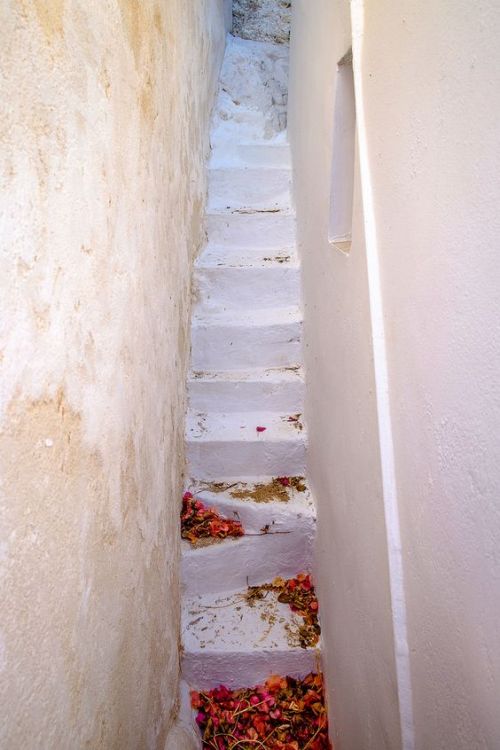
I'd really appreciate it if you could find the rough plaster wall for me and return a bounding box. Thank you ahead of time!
[361,1,500,747]
[233,0,291,44]
[0,1,226,748]
[288,2,402,748]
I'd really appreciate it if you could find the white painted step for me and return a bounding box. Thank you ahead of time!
[182,587,319,690]
[182,482,315,595]
[209,141,291,169]
[207,168,292,212]
[210,108,270,147]
[205,211,296,248]
[188,366,304,413]
[189,481,314,531]
[182,530,313,596]
[186,411,306,479]
[197,243,298,267]
[194,252,300,312]
[190,306,302,371]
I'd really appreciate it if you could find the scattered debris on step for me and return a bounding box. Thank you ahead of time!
[263,254,291,264]
[182,492,244,545]
[191,671,331,749]
[198,476,307,503]
[246,574,321,649]
[283,413,303,431]
[232,476,306,503]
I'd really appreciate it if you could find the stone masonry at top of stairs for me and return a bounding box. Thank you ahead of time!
[181,35,319,698]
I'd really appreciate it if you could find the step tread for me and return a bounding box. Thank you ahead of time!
[192,305,302,327]
[205,212,296,250]
[188,480,315,523]
[188,366,304,383]
[195,243,298,268]
[186,411,306,442]
[207,168,292,213]
[209,144,291,171]
[182,587,319,655]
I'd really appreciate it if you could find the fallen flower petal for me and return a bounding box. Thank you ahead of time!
[191,673,331,749]
[181,492,244,544]
[246,573,321,648]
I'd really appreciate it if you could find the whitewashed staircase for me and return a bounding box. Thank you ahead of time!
[181,35,319,705]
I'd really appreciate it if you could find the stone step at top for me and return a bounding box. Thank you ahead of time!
[190,305,302,371]
[211,35,289,143]
[188,366,305,413]
[207,168,292,213]
[186,410,306,479]
[182,586,319,690]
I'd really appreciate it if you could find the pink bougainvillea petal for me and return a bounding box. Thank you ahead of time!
[181,492,244,544]
[193,672,331,749]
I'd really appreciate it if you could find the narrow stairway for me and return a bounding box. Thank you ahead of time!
[180,35,327,747]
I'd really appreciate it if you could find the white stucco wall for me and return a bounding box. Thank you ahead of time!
[290,1,500,749]
[0,2,226,748]
[361,2,500,748]
[288,3,402,748]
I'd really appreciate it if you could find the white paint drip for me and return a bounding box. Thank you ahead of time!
[350,2,415,748]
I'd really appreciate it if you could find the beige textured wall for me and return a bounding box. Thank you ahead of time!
[288,2,402,748]
[0,2,226,748]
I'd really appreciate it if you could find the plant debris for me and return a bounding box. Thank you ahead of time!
[231,476,307,503]
[196,477,307,503]
[263,255,291,264]
[181,492,244,545]
[245,574,321,649]
[191,672,331,750]
[283,413,303,431]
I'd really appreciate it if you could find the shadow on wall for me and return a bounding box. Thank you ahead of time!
[232,0,291,44]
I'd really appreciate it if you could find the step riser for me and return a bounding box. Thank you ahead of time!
[210,143,291,169]
[205,213,296,248]
[182,650,318,692]
[188,378,304,413]
[211,108,266,137]
[211,110,282,146]
[182,525,315,596]
[190,320,302,370]
[187,439,306,479]
[194,266,300,311]
[207,169,292,212]
[189,492,314,535]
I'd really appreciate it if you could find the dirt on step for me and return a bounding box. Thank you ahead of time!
[200,476,307,503]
